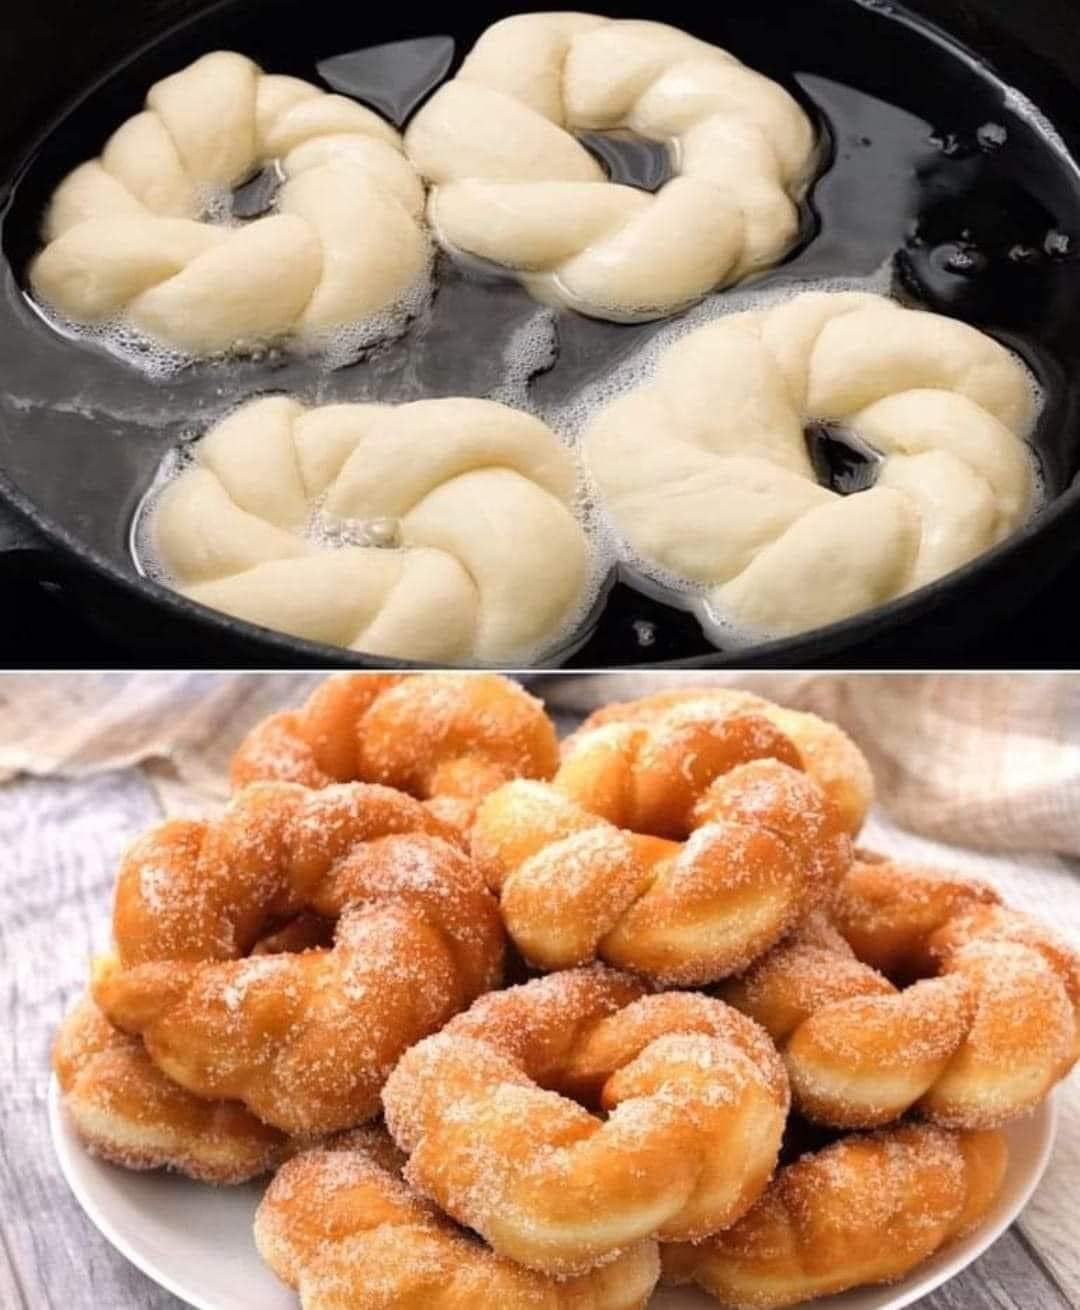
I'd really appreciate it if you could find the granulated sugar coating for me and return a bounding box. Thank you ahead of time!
[90,780,505,1135]
[473,727,853,986]
[230,673,559,832]
[255,1125,661,1309]
[663,1120,1008,1308]
[720,854,1080,1132]
[382,967,789,1277]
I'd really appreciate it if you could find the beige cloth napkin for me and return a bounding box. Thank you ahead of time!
[1,671,1077,1293]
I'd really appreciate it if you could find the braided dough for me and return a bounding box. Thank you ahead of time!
[473,708,851,984]
[152,397,589,663]
[231,673,559,832]
[256,1127,661,1309]
[382,966,790,1275]
[30,52,430,356]
[561,685,873,837]
[54,996,290,1184]
[586,291,1037,635]
[663,1121,1008,1308]
[91,782,505,1135]
[406,14,816,319]
[721,857,1080,1128]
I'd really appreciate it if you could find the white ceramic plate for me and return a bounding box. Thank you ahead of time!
[50,1078,1056,1310]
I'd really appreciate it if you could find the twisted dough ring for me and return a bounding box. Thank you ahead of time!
[473,707,852,984]
[256,1127,661,1310]
[406,14,816,319]
[231,673,559,832]
[53,997,291,1184]
[91,782,505,1135]
[382,967,790,1276]
[152,397,589,663]
[561,685,874,837]
[585,291,1037,635]
[720,857,1080,1129]
[663,1121,1008,1309]
[30,51,430,355]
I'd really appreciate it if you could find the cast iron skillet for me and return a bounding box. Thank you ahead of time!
[2,0,1080,669]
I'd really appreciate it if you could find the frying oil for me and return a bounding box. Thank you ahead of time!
[1,0,1079,664]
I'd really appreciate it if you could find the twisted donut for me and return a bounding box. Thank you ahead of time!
[473,710,851,984]
[53,997,290,1184]
[560,685,873,837]
[382,966,790,1275]
[91,782,505,1135]
[231,673,559,832]
[663,1121,1008,1309]
[255,1127,661,1309]
[30,51,430,355]
[585,291,1037,635]
[152,396,589,663]
[406,14,817,319]
[720,857,1080,1129]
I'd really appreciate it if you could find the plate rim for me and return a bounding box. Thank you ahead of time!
[48,1076,1059,1310]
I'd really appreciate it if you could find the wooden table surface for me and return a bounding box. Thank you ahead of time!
[1,765,1075,1310]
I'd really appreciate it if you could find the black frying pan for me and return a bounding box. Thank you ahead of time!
[3,0,1080,669]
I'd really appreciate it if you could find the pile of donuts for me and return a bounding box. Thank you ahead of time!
[54,674,1080,1309]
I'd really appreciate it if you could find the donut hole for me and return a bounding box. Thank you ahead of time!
[227,163,286,221]
[805,423,882,495]
[307,507,404,550]
[577,131,674,194]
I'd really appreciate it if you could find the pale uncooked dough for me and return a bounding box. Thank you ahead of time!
[405,14,817,320]
[584,291,1037,634]
[152,396,589,662]
[31,52,430,356]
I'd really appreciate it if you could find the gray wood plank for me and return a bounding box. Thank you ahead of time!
[0,748,1061,1310]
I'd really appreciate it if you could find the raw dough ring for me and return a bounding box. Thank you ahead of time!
[231,673,559,832]
[91,781,505,1135]
[472,706,852,984]
[151,396,589,664]
[54,996,291,1184]
[382,966,790,1275]
[585,291,1037,636]
[30,51,430,356]
[662,1121,1008,1309]
[255,1127,661,1309]
[720,857,1080,1128]
[406,13,817,319]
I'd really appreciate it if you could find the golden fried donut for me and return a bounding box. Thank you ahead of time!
[232,673,559,831]
[473,707,851,983]
[31,52,429,356]
[151,398,590,663]
[663,1121,1008,1308]
[382,966,790,1276]
[54,996,289,1183]
[568,685,873,835]
[585,291,1036,636]
[256,1126,661,1309]
[91,782,505,1135]
[720,857,1080,1128]
[406,14,817,319]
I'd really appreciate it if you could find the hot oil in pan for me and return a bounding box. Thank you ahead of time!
[1,0,1079,666]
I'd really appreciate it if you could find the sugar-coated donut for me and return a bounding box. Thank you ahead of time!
[231,673,559,831]
[91,782,505,1135]
[559,686,873,837]
[31,52,429,356]
[54,996,290,1183]
[473,705,851,984]
[151,398,589,664]
[662,1121,1008,1308]
[382,966,789,1276]
[256,1126,661,1310]
[406,14,817,319]
[720,856,1080,1128]
[585,291,1036,636]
